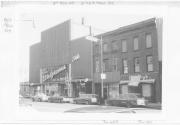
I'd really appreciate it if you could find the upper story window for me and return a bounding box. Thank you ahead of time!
[112,57,118,71]
[146,34,152,48]
[122,59,128,74]
[103,43,108,52]
[112,41,119,51]
[103,58,111,72]
[146,55,153,72]
[94,44,99,54]
[133,37,139,50]
[122,39,127,52]
[95,57,100,73]
[134,57,140,73]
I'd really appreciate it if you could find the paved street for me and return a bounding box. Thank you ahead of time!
[19,98,161,113]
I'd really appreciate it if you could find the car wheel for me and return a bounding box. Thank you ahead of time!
[74,100,77,104]
[86,100,90,105]
[126,102,132,108]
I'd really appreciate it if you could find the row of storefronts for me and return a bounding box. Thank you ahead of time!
[94,73,160,102]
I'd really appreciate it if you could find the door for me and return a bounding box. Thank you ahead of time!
[142,84,152,99]
[121,84,128,94]
[103,88,108,100]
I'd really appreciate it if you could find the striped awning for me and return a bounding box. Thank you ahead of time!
[120,79,155,86]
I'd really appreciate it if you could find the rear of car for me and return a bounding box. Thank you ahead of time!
[48,94,63,103]
[73,94,100,105]
[107,93,148,108]
[62,97,74,103]
[32,93,49,102]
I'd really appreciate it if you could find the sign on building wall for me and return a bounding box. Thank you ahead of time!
[40,65,68,83]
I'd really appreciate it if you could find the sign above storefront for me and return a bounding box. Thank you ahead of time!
[72,53,80,62]
[41,65,67,83]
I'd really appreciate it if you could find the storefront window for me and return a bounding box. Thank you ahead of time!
[119,84,128,94]
[142,84,152,97]
[128,86,140,94]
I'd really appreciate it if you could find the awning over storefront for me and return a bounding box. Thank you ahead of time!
[71,78,92,83]
[119,79,155,86]
[128,81,140,86]
[140,79,155,83]
[120,80,129,84]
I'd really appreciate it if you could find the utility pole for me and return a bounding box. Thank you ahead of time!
[100,36,104,99]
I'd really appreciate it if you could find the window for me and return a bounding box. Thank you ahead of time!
[112,57,118,71]
[119,85,122,94]
[146,34,152,48]
[128,86,140,93]
[133,37,139,50]
[95,58,99,73]
[112,41,119,51]
[94,44,99,54]
[147,55,153,72]
[103,58,111,72]
[122,40,127,52]
[119,84,128,94]
[123,59,128,74]
[134,57,140,73]
[103,43,108,52]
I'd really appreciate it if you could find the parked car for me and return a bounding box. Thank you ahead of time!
[31,93,49,102]
[73,94,100,105]
[62,96,74,103]
[48,94,63,103]
[107,93,148,108]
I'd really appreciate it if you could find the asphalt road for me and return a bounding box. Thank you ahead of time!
[19,98,161,113]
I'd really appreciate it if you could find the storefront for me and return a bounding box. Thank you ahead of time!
[40,64,69,96]
[71,78,92,97]
[119,74,155,102]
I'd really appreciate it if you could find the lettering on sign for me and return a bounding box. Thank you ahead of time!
[3,18,13,33]
[41,65,67,82]
[72,53,80,62]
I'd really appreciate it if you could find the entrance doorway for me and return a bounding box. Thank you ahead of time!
[103,87,108,100]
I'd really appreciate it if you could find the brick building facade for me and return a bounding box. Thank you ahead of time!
[93,18,162,103]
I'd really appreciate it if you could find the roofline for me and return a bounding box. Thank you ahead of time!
[30,42,41,48]
[96,18,156,39]
[41,19,71,34]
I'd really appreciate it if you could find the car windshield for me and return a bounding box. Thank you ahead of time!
[53,94,59,97]
[79,94,97,98]
[37,93,46,96]
[119,93,140,100]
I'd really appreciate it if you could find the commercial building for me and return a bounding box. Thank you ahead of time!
[29,20,93,97]
[93,18,162,103]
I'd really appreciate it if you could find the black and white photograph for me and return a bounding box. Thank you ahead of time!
[18,9,162,114]
[0,1,180,125]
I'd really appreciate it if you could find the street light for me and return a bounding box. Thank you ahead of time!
[68,53,80,97]
[86,35,105,100]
